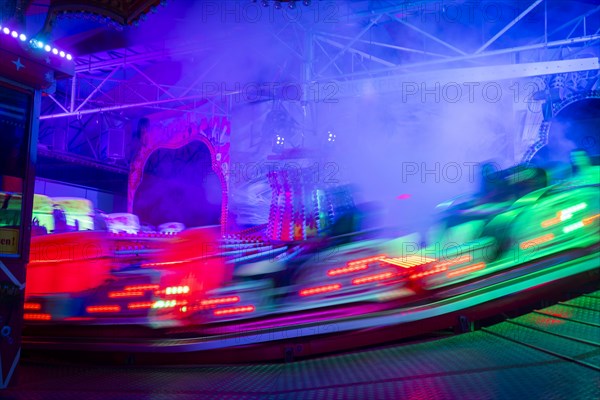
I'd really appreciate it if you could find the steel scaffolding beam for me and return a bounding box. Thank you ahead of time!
[40,94,223,120]
[318,33,600,82]
[38,0,599,170]
[310,0,600,82]
[475,0,545,54]
[328,57,600,99]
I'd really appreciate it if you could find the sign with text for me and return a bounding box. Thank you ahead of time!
[0,228,19,255]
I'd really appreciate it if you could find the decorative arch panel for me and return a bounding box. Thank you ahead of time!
[522,90,600,163]
[128,116,231,234]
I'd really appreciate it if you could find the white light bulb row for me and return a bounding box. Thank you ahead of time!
[0,25,73,61]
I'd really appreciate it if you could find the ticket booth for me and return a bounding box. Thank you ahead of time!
[0,27,73,388]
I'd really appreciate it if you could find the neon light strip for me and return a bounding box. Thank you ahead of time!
[408,255,470,280]
[1,27,26,42]
[86,305,121,313]
[127,302,153,310]
[299,284,342,296]
[28,255,110,264]
[24,302,41,310]
[542,203,588,227]
[560,213,600,233]
[142,254,216,267]
[201,296,240,306]
[328,255,392,276]
[563,221,585,233]
[541,216,561,228]
[351,272,394,285]
[214,305,255,316]
[409,265,448,279]
[327,264,368,276]
[109,291,144,298]
[446,262,486,278]
[346,255,387,267]
[561,202,587,218]
[142,260,192,267]
[381,256,437,268]
[165,286,190,295]
[23,313,51,321]
[152,300,187,309]
[123,284,159,291]
[520,233,554,249]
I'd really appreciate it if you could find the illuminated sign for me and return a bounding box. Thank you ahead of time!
[0,228,19,255]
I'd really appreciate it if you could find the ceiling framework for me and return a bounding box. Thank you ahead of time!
[308,1,600,84]
[38,39,231,171]
[42,40,230,120]
[37,0,600,171]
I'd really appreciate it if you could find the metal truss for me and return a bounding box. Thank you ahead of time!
[299,0,599,163]
[42,42,230,121]
[38,0,600,169]
[37,10,315,169]
[40,0,600,117]
[308,0,600,82]
[38,38,236,169]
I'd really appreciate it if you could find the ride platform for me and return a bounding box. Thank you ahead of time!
[5,290,600,400]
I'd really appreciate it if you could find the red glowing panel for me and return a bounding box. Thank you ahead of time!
[86,305,121,313]
[201,296,240,306]
[327,264,368,276]
[299,284,342,296]
[127,302,154,310]
[446,262,486,278]
[214,305,255,316]
[108,290,144,298]
[123,284,159,291]
[24,302,41,310]
[351,272,395,285]
[24,313,51,321]
[520,233,554,250]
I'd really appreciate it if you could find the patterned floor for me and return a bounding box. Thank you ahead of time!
[3,292,599,400]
